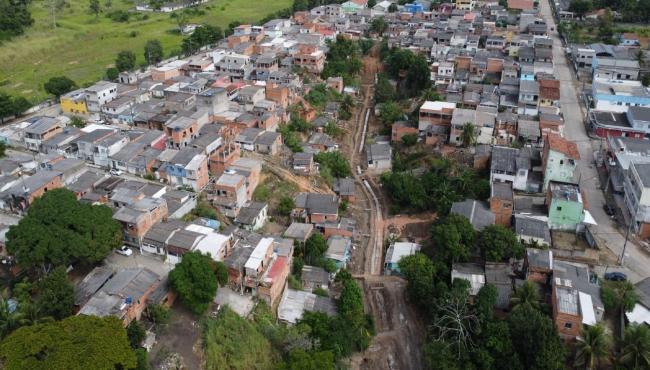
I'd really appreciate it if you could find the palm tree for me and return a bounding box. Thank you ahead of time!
[575,324,610,370]
[460,122,476,147]
[18,302,53,326]
[620,324,650,370]
[510,280,540,309]
[635,49,646,68]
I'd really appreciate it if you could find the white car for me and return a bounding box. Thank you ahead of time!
[115,245,133,256]
[110,169,123,176]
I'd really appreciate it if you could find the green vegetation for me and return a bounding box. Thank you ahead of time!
[574,324,610,370]
[0,315,136,370]
[6,188,122,273]
[375,73,395,103]
[37,266,74,320]
[430,214,476,264]
[305,83,341,110]
[380,157,489,215]
[44,76,77,99]
[0,0,292,101]
[0,92,31,123]
[620,324,650,369]
[280,124,303,153]
[115,50,136,72]
[181,24,223,55]
[277,196,295,217]
[169,251,218,315]
[321,34,362,85]
[382,47,431,97]
[477,225,524,262]
[127,321,146,348]
[203,307,279,370]
[144,39,164,65]
[314,151,351,185]
[601,280,638,313]
[0,0,32,42]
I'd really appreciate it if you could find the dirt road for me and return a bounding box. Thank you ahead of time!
[344,44,426,370]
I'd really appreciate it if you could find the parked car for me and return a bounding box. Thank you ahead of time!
[110,169,123,176]
[604,271,627,282]
[603,204,615,216]
[115,245,133,256]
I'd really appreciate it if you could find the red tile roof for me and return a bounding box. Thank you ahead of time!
[547,134,580,160]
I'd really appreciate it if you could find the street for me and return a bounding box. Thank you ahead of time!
[540,0,650,281]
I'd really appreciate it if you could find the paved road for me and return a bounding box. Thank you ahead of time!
[540,0,650,281]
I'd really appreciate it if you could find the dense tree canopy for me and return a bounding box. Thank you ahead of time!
[430,214,476,264]
[44,76,77,99]
[374,74,395,103]
[314,151,351,179]
[37,266,74,320]
[182,24,223,55]
[6,188,122,272]
[0,93,31,123]
[383,48,431,96]
[169,251,218,314]
[321,35,362,84]
[477,225,524,262]
[0,0,33,41]
[507,303,566,370]
[0,315,136,370]
[144,39,164,65]
[116,50,136,72]
[398,253,438,311]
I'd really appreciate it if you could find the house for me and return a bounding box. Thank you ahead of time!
[592,79,650,113]
[627,277,650,325]
[301,265,330,292]
[257,255,290,306]
[490,181,513,226]
[165,116,198,149]
[254,131,282,155]
[85,81,118,113]
[212,172,248,218]
[391,122,419,143]
[160,148,209,191]
[366,143,392,174]
[113,197,168,248]
[450,199,496,231]
[293,152,315,175]
[507,0,533,9]
[418,101,455,134]
[451,263,485,296]
[277,288,337,324]
[485,263,514,309]
[525,248,553,283]
[234,202,268,231]
[552,260,604,340]
[623,162,650,238]
[542,134,580,191]
[546,181,590,231]
[539,79,560,107]
[293,44,326,73]
[325,235,351,270]
[23,117,63,152]
[284,222,314,242]
[236,128,264,151]
[292,192,339,224]
[619,32,640,47]
[60,89,89,115]
[589,107,650,139]
[78,267,161,326]
[384,242,421,275]
[518,80,540,116]
[333,177,355,203]
[593,57,640,81]
[316,217,355,239]
[308,132,338,152]
[0,170,63,214]
[455,0,475,10]
[516,214,552,247]
[93,133,129,168]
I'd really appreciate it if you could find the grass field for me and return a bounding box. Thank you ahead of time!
[0,0,291,102]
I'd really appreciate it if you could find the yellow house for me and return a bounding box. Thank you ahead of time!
[60,89,88,115]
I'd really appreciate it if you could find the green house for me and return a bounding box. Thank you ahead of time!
[546,181,585,231]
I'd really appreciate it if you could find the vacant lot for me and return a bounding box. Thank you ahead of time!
[0,0,291,102]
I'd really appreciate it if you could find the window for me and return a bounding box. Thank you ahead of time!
[559,160,564,165]
[564,322,572,329]
[557,206,562,211]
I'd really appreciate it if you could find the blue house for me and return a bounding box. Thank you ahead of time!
[404,1,424,13]
[325,236,351,270]
[384,242,421,275]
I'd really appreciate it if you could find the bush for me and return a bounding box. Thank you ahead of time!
[313,287,329,297]
[107,10,129,22]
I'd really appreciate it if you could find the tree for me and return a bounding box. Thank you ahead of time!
[214,261,228,287]
[144,39,164,65]
[388,3,398,12]
[601,280,638,313]
[106,67,119,80]
[430,214,476,264]
[378,101,403,126]
[508,303,566,370]
[475,283,498,322]
[116,50,136,72]
[367,0,376,7]
[477,224,524,262]
[0,142,6,158]
[6,188,122,273]
[460,122,476,147]
[134,348,149,370]
[10,97,30,118]
[597,9,614,43]
[69,116,86,128]
[148,304,170,327]
[433,290,478,357]
[286,349,335,370]
[402,133,417,146]
[314,152,351,178]
[620,324,650,370]
[338,94,355,121]
[369,17,388,36]
[375,74,395,103]
[0,0,33,41]
[574,324,610,370]
[569,0,591,18]
[0,315,136,370]
[0,93,31,123]
[510,281,540,310]
[170,251,218,315]
[89,0,101,17]
[175,11,188,33]
[304,233,328,265]
[44,76,76,99]
[127,321,146,348]
[37,266,73,320]
[278,196,295,217]
[398,253,437,312]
